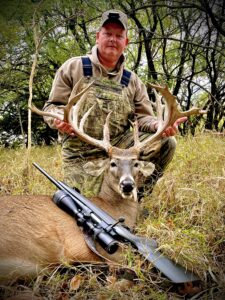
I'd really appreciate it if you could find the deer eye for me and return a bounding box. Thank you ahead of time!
[110,161,117,168]
[134,162,139,168]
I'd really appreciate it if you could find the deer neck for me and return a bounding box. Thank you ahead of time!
[95,177,139,229]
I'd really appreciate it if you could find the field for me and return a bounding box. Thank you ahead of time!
[0,133,224,299]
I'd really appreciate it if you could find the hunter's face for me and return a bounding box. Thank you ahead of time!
[96,22,128,67]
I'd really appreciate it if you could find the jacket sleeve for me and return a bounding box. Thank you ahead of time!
[43,57,83,129]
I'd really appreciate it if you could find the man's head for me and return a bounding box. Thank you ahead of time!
[96,10,129,69]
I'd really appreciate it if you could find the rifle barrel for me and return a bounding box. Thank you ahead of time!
[33,163,63,190]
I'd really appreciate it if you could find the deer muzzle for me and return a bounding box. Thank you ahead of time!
[119,177,135,198]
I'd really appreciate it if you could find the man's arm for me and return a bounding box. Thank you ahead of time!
[43,57,83,133]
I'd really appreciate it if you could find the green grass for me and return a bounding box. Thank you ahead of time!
[0,133,224,299]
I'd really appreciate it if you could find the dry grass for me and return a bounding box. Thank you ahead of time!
[140,133,225,285]
[0,133,224,299]
[0,145,62,195]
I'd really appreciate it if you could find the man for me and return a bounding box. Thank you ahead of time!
[43,10,185,197]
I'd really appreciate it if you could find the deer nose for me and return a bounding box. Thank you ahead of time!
[120,179,135,193]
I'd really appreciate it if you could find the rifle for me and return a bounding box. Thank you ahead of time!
[33,162,199,283]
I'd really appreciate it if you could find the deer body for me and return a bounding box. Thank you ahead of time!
[0,195,92,278]
[0,189,138,280]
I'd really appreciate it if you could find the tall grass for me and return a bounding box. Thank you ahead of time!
[0,145,62,195]
[0,133,224,299]
[140,133,225,283]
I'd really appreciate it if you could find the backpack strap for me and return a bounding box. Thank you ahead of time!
[81,57,93,77]
[81,56,131,87]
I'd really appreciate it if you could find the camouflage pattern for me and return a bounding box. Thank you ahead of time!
[74,77,135,139]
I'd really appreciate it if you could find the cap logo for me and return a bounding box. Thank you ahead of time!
[108,13,120,20]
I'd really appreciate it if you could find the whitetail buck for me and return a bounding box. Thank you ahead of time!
[0,82,205,281]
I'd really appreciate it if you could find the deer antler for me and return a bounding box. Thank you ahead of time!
[30,81,206,159]
[69,83,206,157]
[133,83,207,151]
[29,77,95,122]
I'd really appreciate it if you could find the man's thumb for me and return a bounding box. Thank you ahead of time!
[174,117,188,127]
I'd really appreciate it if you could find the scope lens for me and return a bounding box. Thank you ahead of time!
[106,240,119,254]
[97,231,119,254]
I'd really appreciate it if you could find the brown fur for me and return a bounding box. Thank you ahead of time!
[0,187,138,281]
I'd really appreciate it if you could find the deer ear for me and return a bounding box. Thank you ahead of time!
[139,161,155,177]
[83,158,110,176]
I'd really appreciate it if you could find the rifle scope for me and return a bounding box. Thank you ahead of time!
[53,190,119,255]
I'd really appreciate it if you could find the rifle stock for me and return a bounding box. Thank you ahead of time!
[33,163,199,283]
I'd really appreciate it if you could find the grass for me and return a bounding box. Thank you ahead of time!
[0,132,224,299]
[0,145,62,195]
[140,133,225,279]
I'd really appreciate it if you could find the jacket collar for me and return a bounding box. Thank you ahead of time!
[87,45,125,76]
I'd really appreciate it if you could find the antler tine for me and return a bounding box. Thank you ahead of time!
[64,79,95,120]
[103,112,112,149]
[132,119,140,147]
[153,88,164,129]
[68,76,85,102]
[69,93,112,152]
[29,103,64,120]
[79,105,95,131]
[136,83,206,150]
[29,78,95,123]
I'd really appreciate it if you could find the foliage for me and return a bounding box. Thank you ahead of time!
[0,133,224,299]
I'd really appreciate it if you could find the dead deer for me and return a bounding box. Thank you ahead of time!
[0,82,205,281]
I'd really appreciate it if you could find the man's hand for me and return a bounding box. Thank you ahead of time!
[54,119,76,136]
[162,117,187,137]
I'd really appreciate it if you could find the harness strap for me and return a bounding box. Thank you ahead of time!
[120,69,131,87]
[81,57,93,77]
[81,56,131,87]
